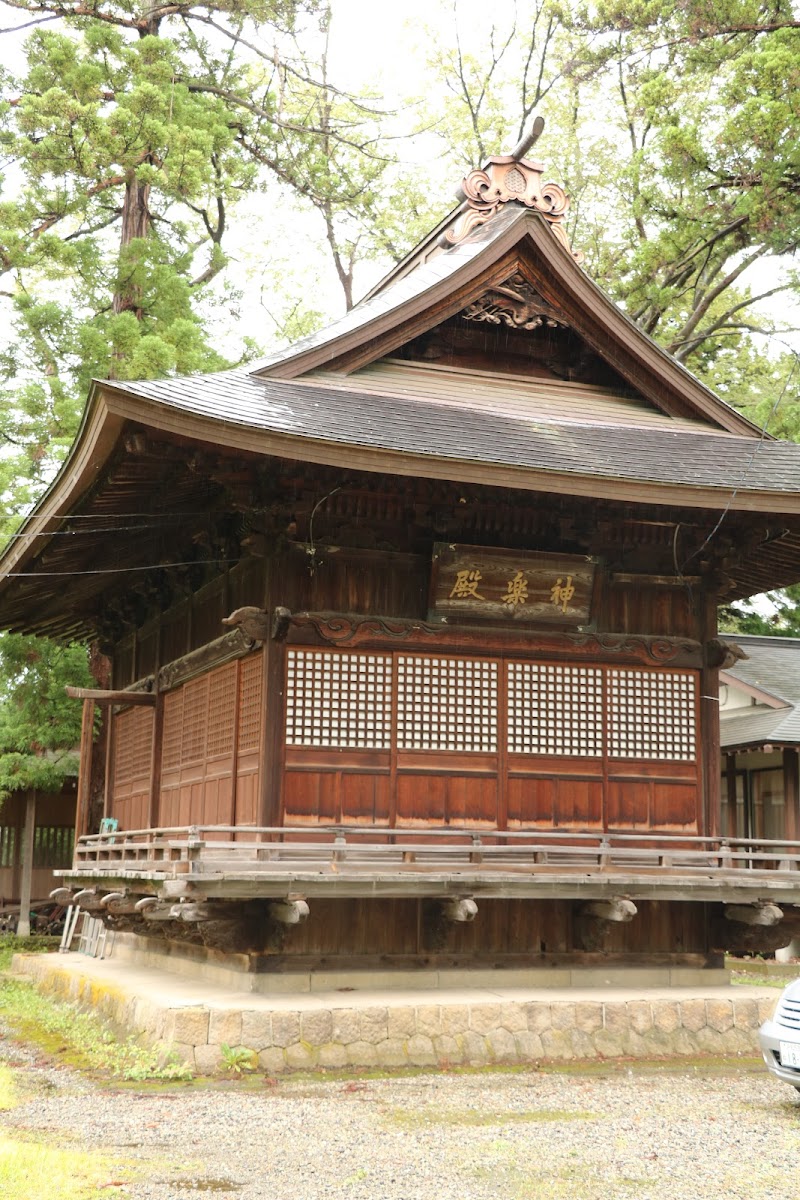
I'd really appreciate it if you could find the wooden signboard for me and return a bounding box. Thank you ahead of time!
[431,543,597,626]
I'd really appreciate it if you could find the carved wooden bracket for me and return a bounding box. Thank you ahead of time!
[278,610,704,667]
[442,153,581,259]
[461,271,568,331]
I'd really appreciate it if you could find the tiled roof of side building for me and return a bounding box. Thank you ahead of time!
[721,635,800,749]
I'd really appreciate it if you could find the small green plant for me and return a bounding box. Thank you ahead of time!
[220,1043,257,1074]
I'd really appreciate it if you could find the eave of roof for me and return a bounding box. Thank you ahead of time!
[93,373,800,508]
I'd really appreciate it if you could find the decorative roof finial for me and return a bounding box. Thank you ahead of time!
[441,117,580,259]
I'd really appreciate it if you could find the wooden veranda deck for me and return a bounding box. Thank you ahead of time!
[59,825,800,904]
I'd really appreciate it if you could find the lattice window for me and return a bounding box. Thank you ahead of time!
[161,689,184,772]
[285,650,392,749]
[181,676,209,764]
[33,826,74,869]
[507,662,603,756]
[238,652,263,754]
[607,668,696,760]
[396,655,497,752]
[206,662,237,758]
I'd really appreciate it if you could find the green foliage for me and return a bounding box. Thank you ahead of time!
[720,583,800,637]
[0,634,91,800]
[0,971,193,1080]
[219,1043,258,1074]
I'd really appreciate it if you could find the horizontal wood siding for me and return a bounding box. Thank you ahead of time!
[154,651,264,832]
[235,652,264,826]
[109,706,154,830]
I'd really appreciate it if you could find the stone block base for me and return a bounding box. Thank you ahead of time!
[11,952,775,1076]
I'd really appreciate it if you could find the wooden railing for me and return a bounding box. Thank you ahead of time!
[68,824,800,882]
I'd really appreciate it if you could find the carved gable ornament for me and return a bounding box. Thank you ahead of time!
[461,270,568,331]
[441,120,581,260]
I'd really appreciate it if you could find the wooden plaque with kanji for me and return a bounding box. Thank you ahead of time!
[430,543,597,626]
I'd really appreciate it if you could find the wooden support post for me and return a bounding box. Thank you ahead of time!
[148,691,164,830]
[725,753,738,839]
[783,748,799,842]
[701,592,721,837]
[75,699,95,840]
[16,790,36,938]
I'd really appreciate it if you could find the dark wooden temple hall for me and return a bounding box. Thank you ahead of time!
[3,128,800,980]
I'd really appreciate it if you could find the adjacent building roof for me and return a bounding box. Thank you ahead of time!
[720,635,800,750]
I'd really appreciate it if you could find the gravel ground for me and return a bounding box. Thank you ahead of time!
[2,1022,799,1200]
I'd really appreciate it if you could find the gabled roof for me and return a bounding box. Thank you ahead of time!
[721,635,800,750]
[248,201,759,439]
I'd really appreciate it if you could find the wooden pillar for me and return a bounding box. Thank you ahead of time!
[700,591,721,837]
[783,747,799,842]
[725,753,738,838]
[75,699,95,839]
[16,790,36,938]
[148,692,164,829]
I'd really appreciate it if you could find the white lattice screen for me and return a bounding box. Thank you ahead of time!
[396,655,497,752]
[507,663,603,756]
[284,650,697,762]
[607,668,696,760]
[285,649,392,748]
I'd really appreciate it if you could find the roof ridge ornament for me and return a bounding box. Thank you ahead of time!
[441,117,581,260]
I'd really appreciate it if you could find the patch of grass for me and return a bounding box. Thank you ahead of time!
[386,1106,600,1129]
[0,1131,125,1200]
[0,936,60,974]
[730,971,787,988]
[0,976,191,1082]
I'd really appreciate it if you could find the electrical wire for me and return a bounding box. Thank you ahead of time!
[1,558,239,577]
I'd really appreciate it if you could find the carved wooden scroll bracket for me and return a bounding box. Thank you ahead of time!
[461,271,568,332]
[275,609,704,668]
[441,150,582,261]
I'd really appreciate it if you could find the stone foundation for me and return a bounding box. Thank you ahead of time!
[11,951,776,1076]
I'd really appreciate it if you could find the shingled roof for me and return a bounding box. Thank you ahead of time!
[720,636,800,750]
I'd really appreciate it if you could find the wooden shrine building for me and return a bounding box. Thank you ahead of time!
[3,130,800,976]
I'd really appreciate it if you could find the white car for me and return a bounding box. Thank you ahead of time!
[758,976,800,1091]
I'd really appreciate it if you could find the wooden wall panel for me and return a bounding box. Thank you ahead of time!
[340,772,391,825]
[283,771,338,824]
[606,583,697,638]
[282,547,428,619]
[606,780,650,829]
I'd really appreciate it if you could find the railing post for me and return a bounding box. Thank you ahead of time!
[719,839,733,870]
[469,835,483,865]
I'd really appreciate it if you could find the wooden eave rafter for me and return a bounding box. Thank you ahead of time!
[258,209,759,439]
